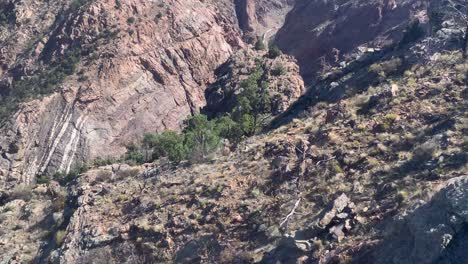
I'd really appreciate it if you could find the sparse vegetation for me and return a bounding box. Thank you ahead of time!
[368,58,403,80]
[36,175,51,185]
[93,157,119,167]
[94,170,113,183]
[0,2,16,26]
[124,143,145,165]
[267,45,282,59]
[399,20,425,46]
[127,17,136,24]
[114,168,140,180]
[0,48,83,121]
[53,164,89,186]
[255,38,266,50]
[8,186,33,202]
[412,142,438,164]
[429,11,444,32]
[52,193,67,212]
[54,230,67,246]
[155,12,163,22]
[69,0,93,12]
[271,63,286,76]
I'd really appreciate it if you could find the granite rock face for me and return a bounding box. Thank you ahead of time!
[235,0,295,42]
[0,1,466,263]
[205,48,305,116]
[275,0,430,81]
[354,177,468,264]
[0,0,297,186]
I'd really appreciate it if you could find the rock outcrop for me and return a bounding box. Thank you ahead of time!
[0,0,467,263]
[235,0,295,42]
[205,48,305,115]
[275,0,430,81]
[0,0,303,187]
[0,44,466,262]
[354,177,468,264]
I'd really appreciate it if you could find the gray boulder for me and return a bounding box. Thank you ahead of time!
[353,177,468,264]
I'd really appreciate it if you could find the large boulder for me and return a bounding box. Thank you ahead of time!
[353,176,468,264]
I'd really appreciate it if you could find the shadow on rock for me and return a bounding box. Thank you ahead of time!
[352,177,468,264]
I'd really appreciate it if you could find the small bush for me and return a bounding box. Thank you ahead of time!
[412,142,438,163]
[55,230,67,246]
[271,63,286,76]
[357,95,381,115]
[95,170,113,183]
[2,205,14,213]
[144,131,187,163]
[384,113,399,124]
[52,193,67,212]
[251,187,261,197]
[215,116,243,145]
[429,11,444,32]
[93,157,118,166]
[154,12,163,22]
[8,186,33,202]
[98,28,120,39]
[115,168,140,180]
[53,164,89,186]
[369,58,403,79]
[400,20,425,46]
[375,113,399,132]
[124,143,145,165]
[127,17,136,24]
[183,114,221,162]
[255,39,266,50]
[36,175,51,185]
[69,0,92,12]
[77,75,88,82]
[0,2,16,26]
[329,160,344,174]
[268,45,282,59]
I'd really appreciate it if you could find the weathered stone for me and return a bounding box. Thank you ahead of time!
[353,177,468,264]
[333,194,350,213]
[329,224,345,241]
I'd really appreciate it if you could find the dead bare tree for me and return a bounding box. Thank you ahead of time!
[279,198,302,227]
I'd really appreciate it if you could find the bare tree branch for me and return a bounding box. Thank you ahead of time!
[316,156,337,167]
[279,198,302,227]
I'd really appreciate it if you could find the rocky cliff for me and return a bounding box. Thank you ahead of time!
[0,0,302,187]
[0,0,467,263]
[0,0,439,186]
[275,0,430,81]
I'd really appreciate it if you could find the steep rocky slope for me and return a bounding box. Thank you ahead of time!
[235,0,295,42]
[0,0,467,263]
[205,48,304,116]
[2,46,465,262]
[275,0,430,81]
[0,0,301,186]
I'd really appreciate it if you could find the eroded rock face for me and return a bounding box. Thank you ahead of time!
[235,0,296,42]
[354,177,468,264]
[275,0,429,81]
[1,0,247,186]
[205,48,305,115]
[0,0,305,187]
